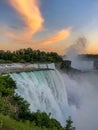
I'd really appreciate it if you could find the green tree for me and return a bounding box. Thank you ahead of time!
[64,117,75,130]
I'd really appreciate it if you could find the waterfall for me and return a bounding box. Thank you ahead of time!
[9,67,98,130]
[10,69,69,125]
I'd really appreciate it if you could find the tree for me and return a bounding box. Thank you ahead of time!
[0,48,63,63]
[64,117,75,130]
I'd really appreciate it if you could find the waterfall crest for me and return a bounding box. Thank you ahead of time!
[10,70,69,125]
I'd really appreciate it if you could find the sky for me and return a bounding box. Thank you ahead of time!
[0,0,98,55]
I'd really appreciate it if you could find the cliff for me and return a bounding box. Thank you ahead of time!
[0,63,55,74]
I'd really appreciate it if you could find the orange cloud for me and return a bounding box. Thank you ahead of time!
[0,27,31,43]
[40,28,71,45]
[8,0,44,38]
[4,31,31,42]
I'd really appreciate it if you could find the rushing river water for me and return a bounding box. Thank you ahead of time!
[10,68,98,130]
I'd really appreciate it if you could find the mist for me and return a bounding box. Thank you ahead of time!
[65,37,94,70]
[62,72,98,130]
[62,37,98,130]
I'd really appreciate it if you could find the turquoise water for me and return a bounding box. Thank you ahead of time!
[10,70,69,125]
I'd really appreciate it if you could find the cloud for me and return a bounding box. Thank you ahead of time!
[2,0,71,47]
[4,31,31,42]
[0,26,31,43]
[7,0,44,39]
[10,26,19,30]
[8,0,44,34]
[40,28,71,45]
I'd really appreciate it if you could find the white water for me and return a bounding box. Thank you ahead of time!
[10,70,69,125]
[10,68,98,130]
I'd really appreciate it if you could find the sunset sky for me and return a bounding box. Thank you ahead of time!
[0,0,98,55]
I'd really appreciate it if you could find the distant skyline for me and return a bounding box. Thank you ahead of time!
[0,0,98,55]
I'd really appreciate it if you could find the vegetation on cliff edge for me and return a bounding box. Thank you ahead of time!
[0,75,75,130]
[0,48,62,63]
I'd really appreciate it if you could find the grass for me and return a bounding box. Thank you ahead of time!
[0,114,60,130]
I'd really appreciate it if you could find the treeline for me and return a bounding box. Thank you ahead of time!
[0,48,62,63]
[79,54,98,60]
[0,75,75,130]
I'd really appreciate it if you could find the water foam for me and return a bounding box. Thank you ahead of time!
[10,70,69,125]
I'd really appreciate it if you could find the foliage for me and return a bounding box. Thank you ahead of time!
[0,75,30,119]
[0,48,62,63]
[29,111,62,129]
[0,75,75,130]
[63,117,75,130]
[0,114,52,130]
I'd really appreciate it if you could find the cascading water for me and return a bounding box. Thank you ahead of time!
[10,69,69,125]
[9,62,98,130]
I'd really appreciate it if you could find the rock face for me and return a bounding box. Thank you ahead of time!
[94,60,98,69]
[55,61,81,74]
[55,60,71,70]
[60,60,71,69]
[0,63,55,74]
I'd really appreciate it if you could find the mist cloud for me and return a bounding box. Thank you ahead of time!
[65,37,90,70]
[63,73,98,130]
